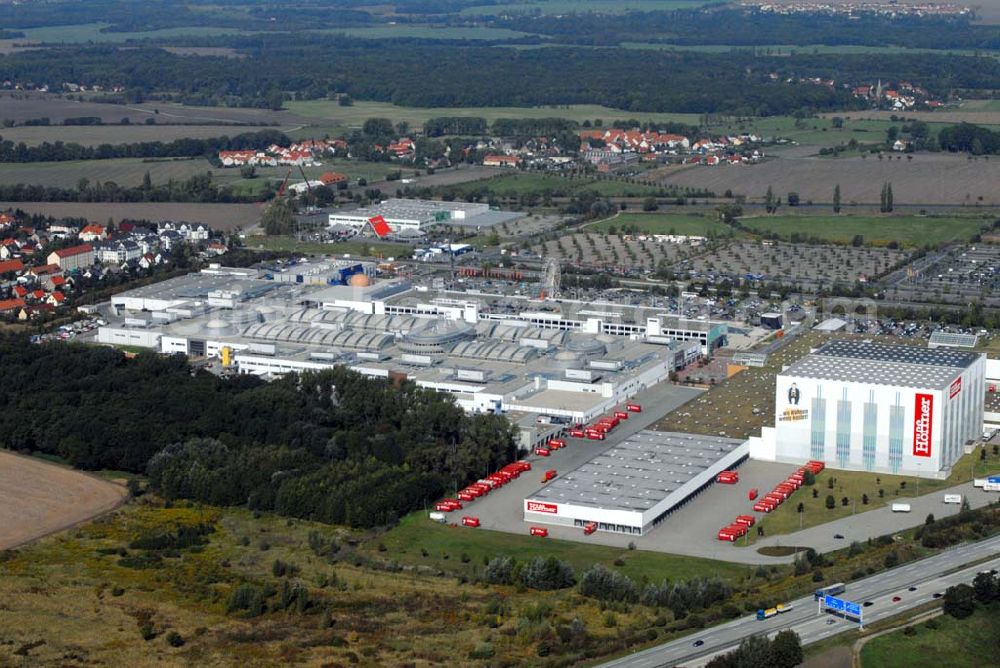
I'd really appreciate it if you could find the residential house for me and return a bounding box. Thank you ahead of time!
[0,258,24,275]
[79,224,108,242]
[483,155,522,168]
[95,240,141,265]
[319,171,348,186]
[48,223,78,238]
[204,242,228,256]
[46,291,66,306]
[0,297,26,314]
[48,243,94,271]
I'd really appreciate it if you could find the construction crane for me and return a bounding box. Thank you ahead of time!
[276,169,292,197]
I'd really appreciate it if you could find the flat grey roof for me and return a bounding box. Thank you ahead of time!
[782,339,979,389]
[527,431,745,514]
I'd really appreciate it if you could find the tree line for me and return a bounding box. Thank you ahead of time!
[0,129,289,163]
[0,338,516,528]
[938,122,1000,155]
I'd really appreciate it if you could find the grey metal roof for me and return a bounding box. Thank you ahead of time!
[781,340,979,389]
[528,431,744,513]
[242,322,392,350]
[450,339,538,363]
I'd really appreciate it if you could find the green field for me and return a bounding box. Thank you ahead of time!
[460,0,713,15]
[861,606,1000,668]
[250,235,405,258]
[17,22,248,44]
[749,445,1000,542]
[444,172,664,198]
[326,25,537,40]
[737,214,991,247]
[285,99,701,128]
[377,512,752,583]
[589,212,734,236]
[0,157,216,188]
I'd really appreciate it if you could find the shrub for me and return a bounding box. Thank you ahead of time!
[579,564,638,603]
[603,611,618,628]
[140,623,156,641]
[165,631,185,647]
[469,643,495,659]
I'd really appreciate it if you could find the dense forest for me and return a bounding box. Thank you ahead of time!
[497,9,1000,50]
[0,129,288,163]
[0,338,517,527]
[4,36,998,114]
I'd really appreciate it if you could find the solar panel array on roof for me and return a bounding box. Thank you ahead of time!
[781,339,979,389]
[528,431,743,513]
[928,331,979,349]
[814,339,979,368]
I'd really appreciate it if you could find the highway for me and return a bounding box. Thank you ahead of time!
[601,534,1000,668]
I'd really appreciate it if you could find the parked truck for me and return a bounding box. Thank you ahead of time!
[891,503,911,512]
[943,494,963,504]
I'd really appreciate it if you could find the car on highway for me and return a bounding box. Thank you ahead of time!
[908,586,917,591]
[892,596,902,602]
[833,533,844,539]
[692,640,704,647]
[863,601,873,607]
[933,592,942,599]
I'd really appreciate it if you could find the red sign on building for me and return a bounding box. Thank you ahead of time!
[367,215,391,238]
[526,501,558,514]
[949,377,962,399]
[913,393,934,458]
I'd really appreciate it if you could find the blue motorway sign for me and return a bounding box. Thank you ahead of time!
[824,595,861,618]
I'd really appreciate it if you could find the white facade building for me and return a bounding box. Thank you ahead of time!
[762,340,985,478]
[524,432,749,535]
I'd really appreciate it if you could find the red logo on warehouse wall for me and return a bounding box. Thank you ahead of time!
[913,393,934,458]
[949,377,962,399]
[526,501,558,514]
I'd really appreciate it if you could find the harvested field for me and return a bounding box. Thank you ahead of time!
[0,450,126,550]
[657,153,1000,206]
[0,201,259,230]
[0,124,294,147]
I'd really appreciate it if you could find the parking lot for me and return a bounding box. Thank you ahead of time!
[679,241,909,289]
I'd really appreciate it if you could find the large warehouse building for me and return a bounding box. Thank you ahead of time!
[752,340,985,478]
[523,431,748,535]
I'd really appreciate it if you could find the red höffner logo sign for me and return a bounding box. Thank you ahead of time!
[913,393,934,458]
[527,501,558,514]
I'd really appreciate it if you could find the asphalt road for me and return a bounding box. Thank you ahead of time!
[752,482,1000,556]
[600,534,1000,668]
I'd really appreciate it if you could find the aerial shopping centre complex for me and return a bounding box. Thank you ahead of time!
[95,264,723,425]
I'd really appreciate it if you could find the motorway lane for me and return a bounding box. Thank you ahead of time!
[600,534,1000,668]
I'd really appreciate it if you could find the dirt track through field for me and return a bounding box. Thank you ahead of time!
[0,450,126,550]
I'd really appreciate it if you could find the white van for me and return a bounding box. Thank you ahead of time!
[891,503,911,513]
